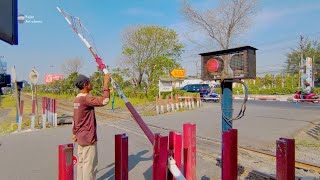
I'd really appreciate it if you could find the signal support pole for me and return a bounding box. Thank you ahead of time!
[221,80,235,180]
[221,81,233,132]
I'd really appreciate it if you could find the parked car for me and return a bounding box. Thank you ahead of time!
[181,84,211,97]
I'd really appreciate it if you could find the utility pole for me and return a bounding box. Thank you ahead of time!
[299,35,304,88]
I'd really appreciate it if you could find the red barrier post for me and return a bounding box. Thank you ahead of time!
[222,129,238,180]
[19,100,24,116]
[59,143,74,180]
[168,131,182,180]
[115,134,128,180]
[276,138,295,180]
[53,99,57,127]
[153,133,168,180]
[183,123,196,180]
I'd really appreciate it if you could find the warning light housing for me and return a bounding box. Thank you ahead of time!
[200,46,257,80]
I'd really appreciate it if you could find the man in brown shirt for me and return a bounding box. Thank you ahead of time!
[72,73,111,180]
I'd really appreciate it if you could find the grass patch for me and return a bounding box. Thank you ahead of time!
[295,138,320,148]
[106,96,152,108]
[0,95,16,108]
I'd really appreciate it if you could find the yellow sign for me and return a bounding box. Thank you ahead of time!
[170,68,186,78]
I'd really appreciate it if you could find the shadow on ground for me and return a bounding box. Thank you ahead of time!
[97,150,152,180]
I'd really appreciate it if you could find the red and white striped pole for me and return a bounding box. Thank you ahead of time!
[49,98,53,126]
[18,100,24,131]
[54,99,57,127]
[42,97,46,129]
[31,99,36,130]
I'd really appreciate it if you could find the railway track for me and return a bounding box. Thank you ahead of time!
[22,93,320,177]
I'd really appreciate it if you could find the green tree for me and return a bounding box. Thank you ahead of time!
[121,25,184,90]
[285,37,320,76]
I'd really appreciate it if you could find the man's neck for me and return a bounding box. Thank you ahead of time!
[80,89,89,94]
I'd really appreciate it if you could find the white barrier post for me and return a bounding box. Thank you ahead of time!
[166,96,170,112]
[18,100,24,132]
[31,99,35,130]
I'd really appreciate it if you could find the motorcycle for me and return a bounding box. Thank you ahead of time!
[202,90,220,102]
[293,91,319,103]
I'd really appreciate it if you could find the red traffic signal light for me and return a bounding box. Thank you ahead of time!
[207,58,220,73]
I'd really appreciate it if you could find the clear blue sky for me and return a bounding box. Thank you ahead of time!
[1,0,320,84]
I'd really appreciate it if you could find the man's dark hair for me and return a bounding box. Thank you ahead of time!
[74,74,90,90]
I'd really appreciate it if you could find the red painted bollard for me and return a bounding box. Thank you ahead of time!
[276,138,295,180]
[183,123,196,180]
[58,143,74,180]
[168,131,182,180]
[53,99,57,127]
[153,133,168,180]
[42,97,46,129]
[115,134,128,180]
[222,129,238,180]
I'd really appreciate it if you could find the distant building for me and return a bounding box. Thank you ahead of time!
[160,76,219,89]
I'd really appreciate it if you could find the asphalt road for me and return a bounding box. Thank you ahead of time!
[0,100,319,179]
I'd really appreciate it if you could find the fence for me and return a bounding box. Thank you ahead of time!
[156,94,201,114]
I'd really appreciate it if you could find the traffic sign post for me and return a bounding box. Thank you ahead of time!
[29,68,39,125]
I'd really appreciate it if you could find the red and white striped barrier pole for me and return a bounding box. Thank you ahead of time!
[160,96,164,114]
[115,134,128,180]
[156,97,160,115]
[31,99,36,130]
[168,132,182,180]
[153,133,168,180]
[49,98,53,126]
[58,143,75,180]
[175,95,179,111]
[46,98,50,125]
[222,129,238,180]
[188,98,191,109]
[42,97,46,129]
[170,95,175,112]
[183,123,196,180]
[18,100,24,131]
[276,138,295,180]
[166,96,170,112]
[54,99,57,127]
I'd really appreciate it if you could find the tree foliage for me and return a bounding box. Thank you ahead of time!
[285,37,320,86]
[120,25,184,89]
